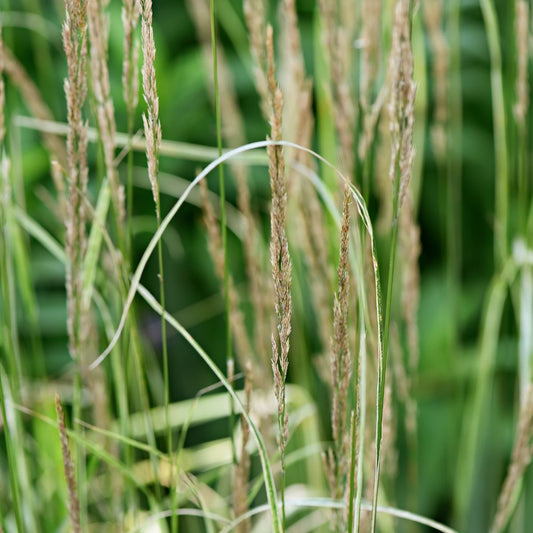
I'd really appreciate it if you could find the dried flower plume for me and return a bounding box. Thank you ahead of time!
[56,394,81,533]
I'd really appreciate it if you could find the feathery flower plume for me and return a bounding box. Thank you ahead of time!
[122,0,140,118]
[140,0,161,211]
[325,188,353,529]
[63,0,89,363]
[388,0,416,213]
[265,23,291,528]
[372,2,416,530]
[88,0,125,225]
[279,0,334,367]
[233,362,253,533]
[56,393,81,533]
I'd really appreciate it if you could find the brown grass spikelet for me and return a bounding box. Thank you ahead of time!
[243,0,269,119]
[490,386,533,533]
[389,0,416,213]
[279,0,336,368]
[325,187,353,529]
[330,189,353,453]
[233,362,253,533]
[140,0,162,213]
[122,0,141,117]
[63,0,89,362]
[88,0,125,224]
[279,0,314,155]
[55,393,81,533]
[265,23,292,525]
[269,85,290,453]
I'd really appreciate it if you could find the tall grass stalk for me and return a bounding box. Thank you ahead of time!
[209,0,236,469]
[55,393,81,533]
[121,0,140,254]
[479,0,509,268]
[95,137,382,532]
[61,3,90,524]
[139,0,173,519]
[372,1,416,529]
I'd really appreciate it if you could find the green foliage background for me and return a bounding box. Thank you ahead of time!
[0,1,532,532]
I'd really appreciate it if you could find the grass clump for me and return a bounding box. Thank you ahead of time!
[1,1,533,532]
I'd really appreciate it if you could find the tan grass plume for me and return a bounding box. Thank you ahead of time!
[63,0,89,363]
[55,393,81,533]
[140,0,161,214]
[88,0,125,226]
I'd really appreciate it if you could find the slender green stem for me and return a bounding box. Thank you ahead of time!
[280,431,287,530]
[154,237,171,520]
[349,308,367,533]
[156,219,174,528]
[371,138,402,532]
[209,0,236,466]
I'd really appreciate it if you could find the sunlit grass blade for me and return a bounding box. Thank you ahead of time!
[14,115,268,164]
[219,497,459,533]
